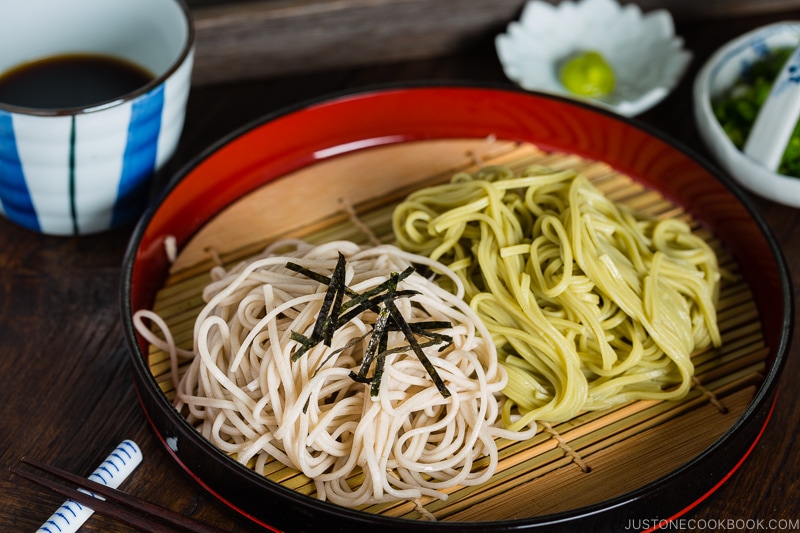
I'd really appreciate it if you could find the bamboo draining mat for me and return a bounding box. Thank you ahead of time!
[146,140,766,521]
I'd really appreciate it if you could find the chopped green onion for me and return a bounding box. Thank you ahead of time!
[712,47,800,177]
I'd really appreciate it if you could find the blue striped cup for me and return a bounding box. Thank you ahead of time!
[0,0,194,235]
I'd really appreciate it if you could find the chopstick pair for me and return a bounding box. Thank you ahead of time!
[11,457,227,533]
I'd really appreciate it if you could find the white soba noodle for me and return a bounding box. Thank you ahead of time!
[135,240,536,507]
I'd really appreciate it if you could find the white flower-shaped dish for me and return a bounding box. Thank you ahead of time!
[496,0,692,116]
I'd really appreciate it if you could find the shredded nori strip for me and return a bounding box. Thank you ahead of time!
[290,253,346,361]
[339,266,415,312]
[287,256,453,397]
[335,289,420,326]
[322,254,347,346]
[351,304,391,382]
[314,252,346,343]
[385,321,453,348]
[289,331,316,353]
[285,260,359,298]
[385,299,452,398]
[370,352,387,397]
[369,325,390,397]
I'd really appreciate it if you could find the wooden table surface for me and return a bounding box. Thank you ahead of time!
[2,7,799,533]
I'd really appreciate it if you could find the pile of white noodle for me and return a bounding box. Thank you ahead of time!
[135,240,536,508]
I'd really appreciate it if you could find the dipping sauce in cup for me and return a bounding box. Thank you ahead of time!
[0,54,155,110]
[0,0,194,235]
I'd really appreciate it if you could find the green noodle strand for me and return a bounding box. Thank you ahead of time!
[393,165,722,429]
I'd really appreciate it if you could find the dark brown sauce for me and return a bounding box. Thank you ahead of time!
[0,53,154,110]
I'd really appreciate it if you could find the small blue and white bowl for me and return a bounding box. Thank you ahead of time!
[0,0,194,235]
[694,22,800,207]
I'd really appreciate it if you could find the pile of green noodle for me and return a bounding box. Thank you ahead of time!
[393,165,722,431]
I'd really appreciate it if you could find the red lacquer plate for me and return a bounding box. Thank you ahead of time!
[121,85,791,533]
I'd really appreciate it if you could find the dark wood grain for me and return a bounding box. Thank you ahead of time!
[188,0,800,84]
[2,9,799,533]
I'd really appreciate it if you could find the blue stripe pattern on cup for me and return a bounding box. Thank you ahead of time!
[0,110,40,232]
[113,84,165,229]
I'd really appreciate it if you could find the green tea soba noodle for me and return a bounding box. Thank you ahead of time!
[393,165,722,431]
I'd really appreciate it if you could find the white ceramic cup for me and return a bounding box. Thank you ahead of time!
[0,0,194,235]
